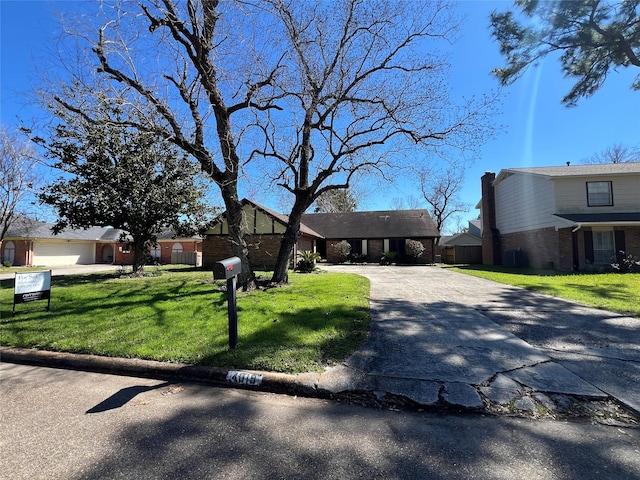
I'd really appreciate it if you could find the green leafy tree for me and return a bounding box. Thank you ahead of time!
[36,105,214,275]
[491,0,640,106]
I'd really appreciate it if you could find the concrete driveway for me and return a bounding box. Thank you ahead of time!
[0,264,122,281]
[319,265,640,415]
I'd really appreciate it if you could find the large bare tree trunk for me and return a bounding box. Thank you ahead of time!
[220,185,256,291]
[271,197,310,284]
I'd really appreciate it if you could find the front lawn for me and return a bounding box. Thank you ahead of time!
[0,268,370,373]
[450,265,640,318]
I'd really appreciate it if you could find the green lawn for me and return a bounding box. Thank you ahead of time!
[0,268,370,373]
[450,265,640,318]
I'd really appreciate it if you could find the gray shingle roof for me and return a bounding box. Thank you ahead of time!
[301,209,439,239]
[502,162,640,178]
[4,218,199,242]
[4,218,128,241]
[554,213,640,223]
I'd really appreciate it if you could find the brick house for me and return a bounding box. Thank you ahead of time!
[478,163,640,271]
[301,209,440,264]
[203,199,440,269]
[1,217,201,267]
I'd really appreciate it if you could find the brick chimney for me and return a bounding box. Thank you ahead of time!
[481,172,501,265]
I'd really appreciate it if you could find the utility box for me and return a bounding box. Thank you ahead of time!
[213,256,242,280]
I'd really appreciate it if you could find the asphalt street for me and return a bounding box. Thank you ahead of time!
[2,363,639,480]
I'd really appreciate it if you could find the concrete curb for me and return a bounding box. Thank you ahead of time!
[0,347,326,399]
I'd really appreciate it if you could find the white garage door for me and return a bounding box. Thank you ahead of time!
[33,240,96,266]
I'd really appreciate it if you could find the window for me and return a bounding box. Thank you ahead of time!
[172,243,183,253]
[347,239,362,255]
[593,230,615,264]
[586,181,613,206]
[150,245,161,261]
[3,241,15,264]
[388,238,406,256]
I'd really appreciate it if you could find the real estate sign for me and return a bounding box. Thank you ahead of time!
[13,270,52,314]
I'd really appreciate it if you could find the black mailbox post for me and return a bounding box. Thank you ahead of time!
[213,256,242,349]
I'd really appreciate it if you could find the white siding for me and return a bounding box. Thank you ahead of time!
[33,240,95,266]
[495,173,557,234]
[554,174,640,214]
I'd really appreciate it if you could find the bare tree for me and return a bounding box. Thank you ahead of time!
[43,0,496,285]
[255,0,497,282]
[43,0,286,290]
[391,196,424,211]
[416,162,470,241]
[0,125,41,242]
[580,143,640,164]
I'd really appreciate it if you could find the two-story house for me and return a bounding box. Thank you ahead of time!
[479,163,640,271]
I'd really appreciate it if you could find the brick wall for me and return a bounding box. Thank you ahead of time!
[324,237,433,264]
[368,239,384,263]
[1,240,30,266]
[501,227,560,269]
[625,227,640,258]
[203,234,286,270]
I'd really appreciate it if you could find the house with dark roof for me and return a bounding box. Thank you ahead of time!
[478,163,640,271]
[202,199,440,269]
[1,217,202,267]
[301,209,439,264]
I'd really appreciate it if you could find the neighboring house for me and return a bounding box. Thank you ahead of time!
[203,199,441,269]
[1,217,201,267]
[437,225,482,265]
[479,163,640,271]
[468,219,482,239]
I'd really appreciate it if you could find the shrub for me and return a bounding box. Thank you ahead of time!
[333,240,351,263]
[380,250,397,265]
[2,261,12,268]
[611,251,640,273]
[406,240,425,259]
[351,253,367,264]
[295,250,322,273]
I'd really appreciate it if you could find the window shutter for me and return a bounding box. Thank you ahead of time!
[584,230,594,264]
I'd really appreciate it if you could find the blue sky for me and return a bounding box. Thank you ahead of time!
[2,1,639,232]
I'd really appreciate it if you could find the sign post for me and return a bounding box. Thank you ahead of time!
[13,270,52,315]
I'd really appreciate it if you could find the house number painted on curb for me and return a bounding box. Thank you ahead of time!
[226,371,263,386]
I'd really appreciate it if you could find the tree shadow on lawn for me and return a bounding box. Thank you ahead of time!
[194,302,370,372]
